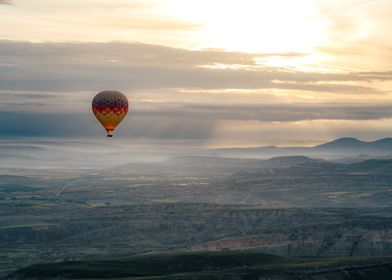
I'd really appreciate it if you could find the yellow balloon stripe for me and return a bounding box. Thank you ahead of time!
[94,111,127,132]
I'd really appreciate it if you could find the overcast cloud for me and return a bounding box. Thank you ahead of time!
[0,40,391,146]
[0,41,388,93]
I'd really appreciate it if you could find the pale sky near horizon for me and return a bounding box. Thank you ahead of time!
[1,0,392,148]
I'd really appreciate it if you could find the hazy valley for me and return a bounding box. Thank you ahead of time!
[1,138,392,279]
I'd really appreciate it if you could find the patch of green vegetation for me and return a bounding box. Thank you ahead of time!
[10,251,392,279]
[0,184,36,193]
[11,251,282,279]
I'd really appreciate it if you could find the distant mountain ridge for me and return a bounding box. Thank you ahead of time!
[213,137,392,160]
[316,137,392,150]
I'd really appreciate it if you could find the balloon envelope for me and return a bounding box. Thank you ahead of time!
[92,91,128,137]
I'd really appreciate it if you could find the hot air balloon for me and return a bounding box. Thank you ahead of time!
[92,90,129,137]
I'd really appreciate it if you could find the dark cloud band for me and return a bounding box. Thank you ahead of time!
[0,0,12,5]
[0,41,388,93]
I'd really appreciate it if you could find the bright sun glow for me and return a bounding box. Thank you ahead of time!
[0,0,379,70]
[163,0,328,54]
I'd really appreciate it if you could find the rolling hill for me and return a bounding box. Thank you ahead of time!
[214,137,392,160]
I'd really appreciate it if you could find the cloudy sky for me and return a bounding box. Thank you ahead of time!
[1,0,392,151]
